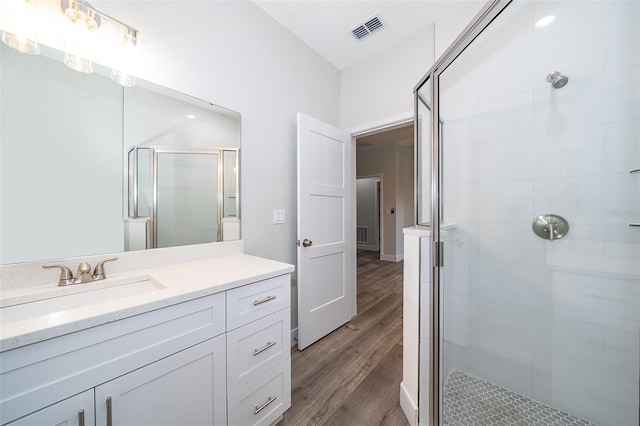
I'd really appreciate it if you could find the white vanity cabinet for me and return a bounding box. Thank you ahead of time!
[0,270,292,426]
[6,337,226,426]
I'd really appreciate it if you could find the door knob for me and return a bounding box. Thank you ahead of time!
[302,239,312,247]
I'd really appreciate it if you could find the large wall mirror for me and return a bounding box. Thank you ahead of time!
[0,44,241,265]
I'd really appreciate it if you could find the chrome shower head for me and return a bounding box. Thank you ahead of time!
[546,71,568,89]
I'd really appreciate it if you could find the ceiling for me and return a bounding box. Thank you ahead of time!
[253,0,475,70]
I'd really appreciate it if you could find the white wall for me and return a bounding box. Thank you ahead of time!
[434,1,485,59]
[439,1,639,425]
[340,27,435,129]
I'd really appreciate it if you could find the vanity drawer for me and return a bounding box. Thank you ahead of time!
[227,308,290,393]
[226,275,290,330]
[228,360,291,426]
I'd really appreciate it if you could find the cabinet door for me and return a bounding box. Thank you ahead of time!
[6,389,94,426]
[95,335,226,426]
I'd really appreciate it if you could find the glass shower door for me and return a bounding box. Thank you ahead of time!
[155,151,220,248]
[417,0,640,424]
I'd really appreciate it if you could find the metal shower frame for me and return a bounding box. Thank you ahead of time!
[413,0,513,424]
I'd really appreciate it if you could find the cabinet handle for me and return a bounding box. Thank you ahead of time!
[106,397,113,426]
[253,295,276,306]
[78,409,85,426]
[253,341,276,356]
[254,395,277,415]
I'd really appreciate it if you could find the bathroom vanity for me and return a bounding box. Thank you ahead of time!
[0,242,293,426]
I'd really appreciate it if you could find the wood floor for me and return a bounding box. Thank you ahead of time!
[279,250,409,426]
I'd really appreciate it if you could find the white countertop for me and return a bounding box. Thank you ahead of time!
[0,254,294,352]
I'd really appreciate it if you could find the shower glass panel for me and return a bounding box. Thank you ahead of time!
[156,152,219,248]
[417,81,432,225]
[417,0,640,425]
[223,150,238,218]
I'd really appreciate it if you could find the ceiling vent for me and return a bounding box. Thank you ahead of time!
[351,15,384,41]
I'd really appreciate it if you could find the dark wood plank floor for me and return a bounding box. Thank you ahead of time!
[279,250,409,426]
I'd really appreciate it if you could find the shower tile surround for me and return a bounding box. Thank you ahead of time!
[439,1,639,425]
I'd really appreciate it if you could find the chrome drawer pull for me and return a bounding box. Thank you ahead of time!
[253,341,276,356]
[78,409,85,426]
[253,295,276,306]
[254,395,277,415]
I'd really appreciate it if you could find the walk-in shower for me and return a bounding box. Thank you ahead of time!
[414,0,639,425]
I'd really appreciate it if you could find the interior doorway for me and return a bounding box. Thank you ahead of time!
[355,124,414,262]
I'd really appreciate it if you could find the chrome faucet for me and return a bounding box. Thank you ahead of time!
[43,257,118,286]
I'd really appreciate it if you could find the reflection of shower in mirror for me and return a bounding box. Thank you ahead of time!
[127,146,240,250]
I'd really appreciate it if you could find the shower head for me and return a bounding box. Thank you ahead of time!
[546,71,568,89]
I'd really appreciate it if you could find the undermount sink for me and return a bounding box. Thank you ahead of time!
[0,275,165,324]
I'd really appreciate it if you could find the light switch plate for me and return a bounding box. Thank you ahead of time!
[273,209,285,224]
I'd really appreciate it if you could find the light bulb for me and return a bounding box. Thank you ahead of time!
[111,69,136,87]
[64,53,93,73]
[1,31,40,55]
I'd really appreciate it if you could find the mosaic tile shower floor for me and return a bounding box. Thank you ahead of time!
[442,370,597,426]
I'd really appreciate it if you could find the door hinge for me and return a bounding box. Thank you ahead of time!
[434,241,444,267]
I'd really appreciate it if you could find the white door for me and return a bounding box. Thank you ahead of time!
[297,112,355,350]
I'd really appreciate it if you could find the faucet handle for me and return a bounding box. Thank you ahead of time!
[93,257,118,281]
[42,264,75,287]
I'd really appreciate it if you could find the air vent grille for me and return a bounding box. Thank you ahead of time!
[351,15,384,41]
[365,17,383,32]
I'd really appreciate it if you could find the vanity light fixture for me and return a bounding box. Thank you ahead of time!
[64,52,93,73]
[62,0,100,31]
[60,0,138,43]
[1,31,40,55]
[60,0,138,84]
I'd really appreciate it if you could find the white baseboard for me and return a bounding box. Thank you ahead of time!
[290,327,298,348]
[381,253,404,262]
[400,381,418,426]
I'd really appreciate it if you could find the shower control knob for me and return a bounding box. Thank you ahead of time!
[532,214,569,241]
